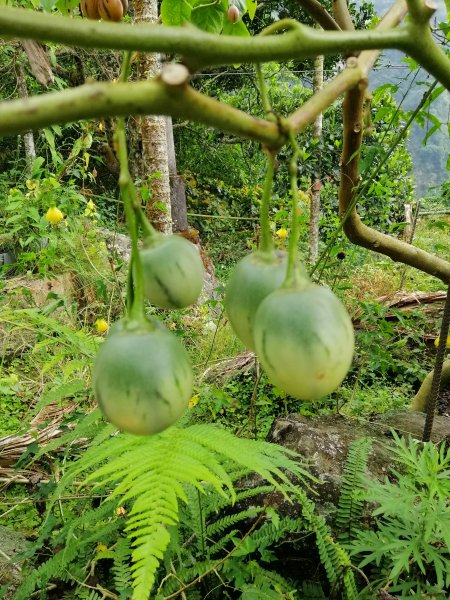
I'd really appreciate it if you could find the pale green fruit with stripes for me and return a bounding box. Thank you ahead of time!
[224,250,288,350]
[254,285,354,400]
[93,319,192,435]
[140,235,204,309]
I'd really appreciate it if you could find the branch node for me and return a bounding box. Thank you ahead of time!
[160,63,190,87]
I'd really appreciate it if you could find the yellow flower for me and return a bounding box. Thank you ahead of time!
[98,121,104,132]
[96,543,108,553]
[298,190,309,203]
[45,207,64,225]
[95,318,109,333]
[276,228,288,239]
[434,335,450,348]
[116,506,127,516]
[188,394,199,409]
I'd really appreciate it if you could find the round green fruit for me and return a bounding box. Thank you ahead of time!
[225,251,307,350]
[93,319,193,435]
[140,235,204,309]
[254,285,354,400]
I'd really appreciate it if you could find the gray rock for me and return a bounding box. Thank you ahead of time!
[0,525,27,596]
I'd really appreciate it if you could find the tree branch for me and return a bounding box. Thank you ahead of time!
[0,72,285,147]
[288,0,408,133]
[296,0,341,31]
[339,78,450,283]
[0,6,410,69]
[332,0,355,31]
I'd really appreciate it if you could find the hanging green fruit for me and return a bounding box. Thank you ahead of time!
[225,152,298,350]
[225,250,308,350]
[140,234,204,309]
[93,318,192,435]
[254,283,354,400]
[253,141,354,400]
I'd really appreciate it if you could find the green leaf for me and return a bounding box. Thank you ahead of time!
[246,0,257,19]
[191,0,226,33]
[160,0,192,26]
[222,17,250,36]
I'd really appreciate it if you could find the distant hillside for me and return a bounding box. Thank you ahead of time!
[368,0,449,196]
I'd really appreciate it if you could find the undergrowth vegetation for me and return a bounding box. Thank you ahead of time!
[1,1,450,598]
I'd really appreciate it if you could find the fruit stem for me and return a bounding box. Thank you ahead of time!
[136,205,158,243]
[255,64,273,119]
[115,51,146,323]
[119,50,132,82]
[259,150,276,254]
[284,132,302,288]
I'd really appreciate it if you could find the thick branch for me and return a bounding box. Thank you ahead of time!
[405,0,436,24]
[411,360,450,411]
[0,6,410,69]
[289,0,408,134]
[332,0,355,31]
[296,0,341,31]
[404,24,450,90]
[339,85,450,283]
[0,76,285,147]
[288,62,362,131]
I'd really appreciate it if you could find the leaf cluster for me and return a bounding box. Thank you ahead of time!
[350,432,450,596]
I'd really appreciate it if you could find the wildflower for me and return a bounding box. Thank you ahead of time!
[96,544,108,553]
[95,318,109,333]
[45,207,64,225]
[116,506,127,517]
[276,228,288,239]
[188,394,199,409]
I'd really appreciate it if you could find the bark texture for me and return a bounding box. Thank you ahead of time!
[130,0,172,234]
[16,63,36,177]
[166,116,188,232]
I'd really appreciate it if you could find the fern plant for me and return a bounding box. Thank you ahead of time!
[14,421,313,600]
[336,437,372,545]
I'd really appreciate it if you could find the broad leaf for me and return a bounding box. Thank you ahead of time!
[191,0,226,33]
[161,0,192,26]
[222,17,250,36]
[246,0,257,19]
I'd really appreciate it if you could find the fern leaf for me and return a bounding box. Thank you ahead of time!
[336,438,372,545]
[45,423,312,600]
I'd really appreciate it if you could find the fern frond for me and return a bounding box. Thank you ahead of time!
[206,507,264,537]
[47,423,310,600]
[336,438,372,545]
[31,378,86,416]
[111,537,133,598]
[294,488,358,600]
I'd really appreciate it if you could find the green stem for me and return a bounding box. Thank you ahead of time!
[120,50,132,82]
[0,78,284,146]
[255,64,272,117]
[284,136,301,287]
[116,52,145,322]
[116,117,145,321]
[136,205,158,241]
[259,151,276,254]
[0,6,413,69]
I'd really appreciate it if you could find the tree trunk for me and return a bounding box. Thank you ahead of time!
[309,52,324,264]
[16,63,36,177]
[129,0,172,234]
[166,116,188,232]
